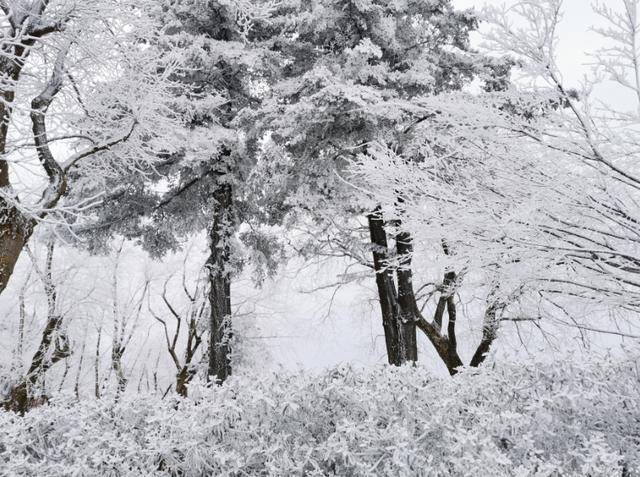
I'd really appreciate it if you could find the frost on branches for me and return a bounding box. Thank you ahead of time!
[478,0,640,316]
[0,0,183,295]
[0,0,640,473]
[349,0,640,372]
[239,0,512,371]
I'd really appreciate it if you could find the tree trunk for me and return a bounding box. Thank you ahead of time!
[367,208,401,365]
[395,229,419,362]
[0,42,32,296]
[4,314,69,414]
[0,97,36,295]
[470,299,502,368]
[0,209,34,295]
[368,209,420,365]
[176,366,192,397]
[207,182,233,384]
[367,208,501,374]
[111,344,127,396]
[176,367,188,397]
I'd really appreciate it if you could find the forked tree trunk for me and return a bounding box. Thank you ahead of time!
[368,208,503,374]
[0,37,35,296]
[176,317,202,396]
[368,208,418,365]
[368,209,401,365]
[207,182,233,384]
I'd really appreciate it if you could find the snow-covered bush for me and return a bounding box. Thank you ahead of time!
[0,355,638,476]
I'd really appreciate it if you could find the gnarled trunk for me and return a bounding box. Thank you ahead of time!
[207,182,233,384]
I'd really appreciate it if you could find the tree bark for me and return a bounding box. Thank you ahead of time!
[111,343,127,396]
[176,366,190,397]
[470,299,502,368]
[395,229,419,362]
[207,182,233,384]
[177,315,202,396]
[367,208,401,365]
[0,71,35,295]
[0,210,34,295]
[367,209,502,374]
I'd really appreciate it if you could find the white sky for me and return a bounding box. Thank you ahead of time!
[453,0,634,109]
[453,0,601,85]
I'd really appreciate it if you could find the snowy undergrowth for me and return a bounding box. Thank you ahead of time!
[1,356,639,477]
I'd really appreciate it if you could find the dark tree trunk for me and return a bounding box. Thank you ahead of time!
[0,96,36,295]
[367,208,401,365]
[367,206,503,374]
[0,209,34,295]
[0,38,34,297]
[367,209,419,365]
[178,330,200,397]
[395,229,418,362]
[207,182,233,384]
[177,318,202,396]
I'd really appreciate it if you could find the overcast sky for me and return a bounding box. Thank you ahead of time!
[453,0,600,84]
[453,0,634,109]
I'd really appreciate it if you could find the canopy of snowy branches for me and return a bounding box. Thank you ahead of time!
[0,0,639,475]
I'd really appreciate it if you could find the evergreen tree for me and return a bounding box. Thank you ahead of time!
[77,0,284,383]
[81,0,510,376]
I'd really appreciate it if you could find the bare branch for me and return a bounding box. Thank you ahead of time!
[61,120,137,173]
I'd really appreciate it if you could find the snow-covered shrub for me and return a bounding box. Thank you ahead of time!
[0,355,638,476]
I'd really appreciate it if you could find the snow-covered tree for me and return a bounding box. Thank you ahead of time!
[2,238,70,413]
[79,0,284,384]
[0,0,182,296]
[480,0,640,316]
[349,89,568,372]
[240,0,512,370]
[349,0,640,372]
